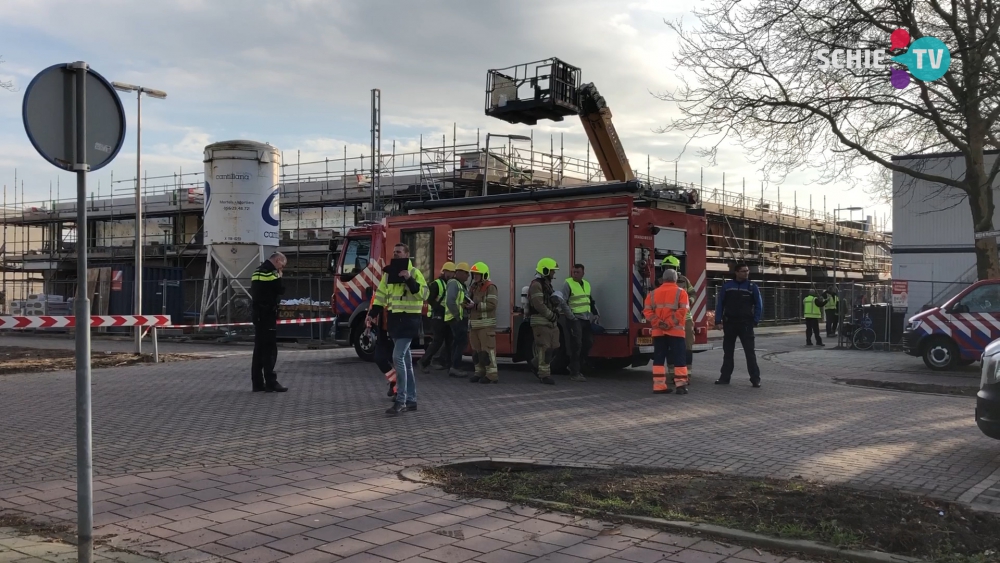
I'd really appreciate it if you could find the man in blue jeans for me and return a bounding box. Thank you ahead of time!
[714,263,763,388]
[368,243,429,415]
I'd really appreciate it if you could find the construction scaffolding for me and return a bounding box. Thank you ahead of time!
[0,125,891,328]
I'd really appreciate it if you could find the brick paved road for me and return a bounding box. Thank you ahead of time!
[2,334,999,508]
[1,460,819,563]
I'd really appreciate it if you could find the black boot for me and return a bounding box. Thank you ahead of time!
[265,381,288,392]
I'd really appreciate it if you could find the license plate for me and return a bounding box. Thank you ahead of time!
[637,337,653,345]
[639,346,654,354]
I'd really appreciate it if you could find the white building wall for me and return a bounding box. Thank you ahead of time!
[892,151,1000,312]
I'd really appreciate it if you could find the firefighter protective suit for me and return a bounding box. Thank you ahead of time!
[527,258,559,385]
[468,262,499,383]
[662,255,696,383]
[643,272,690,394]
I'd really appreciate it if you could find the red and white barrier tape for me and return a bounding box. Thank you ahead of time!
[0,315,172,329]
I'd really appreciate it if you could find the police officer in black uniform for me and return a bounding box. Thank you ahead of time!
[714,263,764,388]
[251,252,289,392]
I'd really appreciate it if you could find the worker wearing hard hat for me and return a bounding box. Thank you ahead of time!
[419,262,456,373]
[527,257,559,385]
[662,255,696,382]
[561,264,598,382]
[643,268,690,394]
[468,262,500,383]
[445,261,472,378]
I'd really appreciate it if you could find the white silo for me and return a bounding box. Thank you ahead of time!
[200,140,281,325]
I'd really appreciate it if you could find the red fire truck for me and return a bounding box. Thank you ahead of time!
[330,180,709,372]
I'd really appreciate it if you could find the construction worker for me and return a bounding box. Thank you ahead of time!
[824,286,841,337]
[804,289,827,346]
[445,262,472,378]
[715,262,763,388]
[367,243,429,415]
[527,258,559,385]
[643,269,690,394]
[468,262,499,383]
[419,262,455,372]
[662,256,695,383]
[561,264,598,382]
[250,252,288,393]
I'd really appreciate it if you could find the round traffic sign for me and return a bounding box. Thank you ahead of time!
[22,63,126,171]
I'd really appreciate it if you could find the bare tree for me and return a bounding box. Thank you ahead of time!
[658,0,1000,279]
[0,56,15,92]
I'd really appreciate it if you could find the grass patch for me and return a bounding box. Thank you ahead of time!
[423,465,1000,563]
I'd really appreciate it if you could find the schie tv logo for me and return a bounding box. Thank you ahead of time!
[816,29,951,89]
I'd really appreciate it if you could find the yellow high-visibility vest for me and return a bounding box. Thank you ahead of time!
[372,261,429,315]
[804,296,822,319]
[565,279,592,315]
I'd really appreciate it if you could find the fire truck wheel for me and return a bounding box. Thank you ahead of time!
[922,336,957,371]
[352,316,376,362]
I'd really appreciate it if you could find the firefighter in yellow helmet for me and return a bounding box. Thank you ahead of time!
[468,262,500,383]
[527,257,559,385]
[662,255,696,383]
[419,262,455,372]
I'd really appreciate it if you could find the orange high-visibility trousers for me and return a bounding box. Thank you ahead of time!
[653,335,687,392]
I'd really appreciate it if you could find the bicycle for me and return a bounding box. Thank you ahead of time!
[852,314,876,350]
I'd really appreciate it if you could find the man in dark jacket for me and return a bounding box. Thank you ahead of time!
[419,262,455,372]
[251,252,288,392]
[714,263,763,387]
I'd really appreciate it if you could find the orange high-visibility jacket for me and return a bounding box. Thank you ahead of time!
[643,282,689,337]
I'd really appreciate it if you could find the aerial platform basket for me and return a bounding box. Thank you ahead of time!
[485,58,581,125]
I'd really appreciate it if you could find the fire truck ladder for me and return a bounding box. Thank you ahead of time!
[578,83,635,182]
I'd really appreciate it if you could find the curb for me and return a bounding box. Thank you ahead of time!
[399,459,927,563]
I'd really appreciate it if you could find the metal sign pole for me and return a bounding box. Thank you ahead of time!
[22,60,126,563]
[70,60,94,563]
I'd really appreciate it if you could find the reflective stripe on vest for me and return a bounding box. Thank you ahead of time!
[372,264,429,315]
[804,296,822,318]
[565,279,591,314]
[445,283,466,322]
[252,270,278,282]
[648,286,683,332]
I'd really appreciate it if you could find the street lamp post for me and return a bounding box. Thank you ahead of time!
[112,82,166,354]
[482,133,531,196]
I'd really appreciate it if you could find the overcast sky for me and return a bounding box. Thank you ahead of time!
[0,0,892,228]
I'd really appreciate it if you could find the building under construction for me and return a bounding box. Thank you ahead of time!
[0,59,891,330]
[0,127,891,329]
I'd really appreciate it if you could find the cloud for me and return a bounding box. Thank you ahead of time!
[0,0,891,223]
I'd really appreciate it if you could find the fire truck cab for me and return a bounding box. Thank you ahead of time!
[330,180,708,372]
